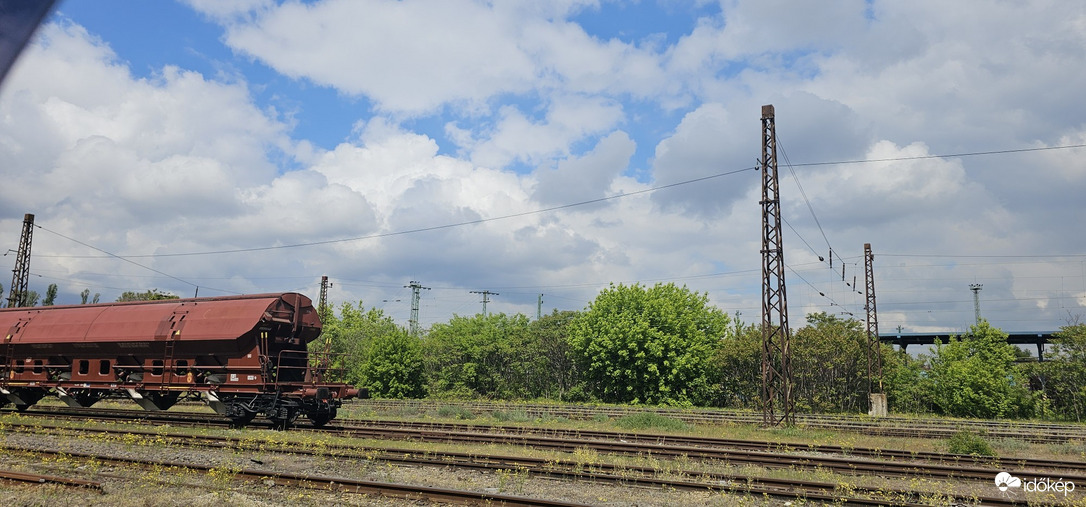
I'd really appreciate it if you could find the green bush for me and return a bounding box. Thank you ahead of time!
[946,430,996,457]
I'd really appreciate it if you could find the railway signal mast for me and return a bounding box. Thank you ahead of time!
[759,105,794,426]
[6,213,34,308]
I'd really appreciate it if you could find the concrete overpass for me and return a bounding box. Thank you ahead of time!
[879,331,1056,360]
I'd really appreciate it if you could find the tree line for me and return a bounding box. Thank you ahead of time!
[316,282,1086,422]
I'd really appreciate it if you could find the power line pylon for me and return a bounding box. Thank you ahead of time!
[759,105,794,427]
[6,213,34,308]
[405,281,430,335]
[470,290,498,316]
[864,243,886,416]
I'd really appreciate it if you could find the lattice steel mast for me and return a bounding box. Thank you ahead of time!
[6,213,34,308]
[318,275,332,321]
[759,105,794,426]
[864,243,883,394]
[405,281,430,336]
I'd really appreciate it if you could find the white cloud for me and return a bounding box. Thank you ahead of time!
[532,130,634,206]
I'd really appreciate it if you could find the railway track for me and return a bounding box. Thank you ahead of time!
[5,405,1081,503]
[330,418,1086,475]
[2,420,1025,506]
[355,398,1086,443]
[7,406,1085,481]
[0,469,102,490]
[11,405,1082,478]
[0,443,585,506]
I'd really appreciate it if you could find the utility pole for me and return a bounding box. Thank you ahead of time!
[6,213,34,308]
[470,290,498,316]
[537,293,543,320]
[864,243,886,416]
[759,105,794,427]
[405,281,430,336]
[970,283,983,324]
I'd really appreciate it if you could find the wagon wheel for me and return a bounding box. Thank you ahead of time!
[306,407,337,428]
[229,410,257,428]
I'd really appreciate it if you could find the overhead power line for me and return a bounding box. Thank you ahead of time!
[37,166,759,259]
[30,141,1086,261]
[33,225,237,296]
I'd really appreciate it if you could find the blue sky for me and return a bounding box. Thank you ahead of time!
[2,0,1086,337]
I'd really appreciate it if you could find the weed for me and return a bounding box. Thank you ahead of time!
[434,405,476,420]
[613,412,688,431]
[492,409,531,423]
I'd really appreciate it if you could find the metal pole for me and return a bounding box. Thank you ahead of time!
[759,105,794,427]
[970,283,983,324]
[6,213,34,308]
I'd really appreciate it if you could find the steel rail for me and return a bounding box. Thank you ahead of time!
[354,399,1086,443]
[4,422,1010,506]
[0,444,583,506]
[311,424,1086,485]
[5,407,1084,481]
[330,418,1086,475]
[0,469,103,490]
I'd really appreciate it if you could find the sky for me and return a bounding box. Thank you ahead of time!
[1,0,1085,339]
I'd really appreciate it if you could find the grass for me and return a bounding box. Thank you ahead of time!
[613,412,689,431]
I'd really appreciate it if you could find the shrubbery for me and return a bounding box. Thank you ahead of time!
[314,291,1085,423]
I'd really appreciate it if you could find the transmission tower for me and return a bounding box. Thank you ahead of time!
[759,105,794,427]
[863,244,884,392]
[470,290,498,316]
[405,281,430,335]
[6,213,34,308]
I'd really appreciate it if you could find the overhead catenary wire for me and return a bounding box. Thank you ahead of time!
[29,139,1086,262]
[33,225,238,296]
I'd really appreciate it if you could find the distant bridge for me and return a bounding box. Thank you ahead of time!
[879,331,1056,360]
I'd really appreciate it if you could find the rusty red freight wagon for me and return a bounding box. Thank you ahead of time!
[0,292,361,428]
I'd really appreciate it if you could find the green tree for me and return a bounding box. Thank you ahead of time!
[1028,323,1086,421]
[567,283,729,406]
[424,313,533,398]
[116,289,178,302]
[316,301,403,386]
[882,347,934,414]
[791,313,870,413]
[80,289,100,304]
[707,319,761,409]
[42,283,58,306]
[928,321,1030,418]
[360,329,426,398]
[524,310,581,400]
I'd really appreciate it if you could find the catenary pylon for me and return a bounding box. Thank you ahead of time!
[759,105,794,427]
[6,213,34,308]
